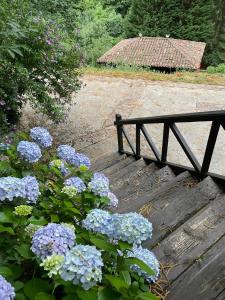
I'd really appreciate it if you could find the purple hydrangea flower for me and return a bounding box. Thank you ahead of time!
[0,275,15,300]
[0,177,26,202]
[31,223,76,259]
[30,127,53,148]
[70,153,91,169]
[59,245,103,290]
[17,141,42,163]
[107,191,118,208]
[22,176,40,204]
[57,145,76,163]
[88,173,109,196]
[127,245,160,283]
[64,177,86,193]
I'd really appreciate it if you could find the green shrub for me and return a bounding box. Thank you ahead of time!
[0,127,160,300]
[206,66,216,74]
[0,1,81,133]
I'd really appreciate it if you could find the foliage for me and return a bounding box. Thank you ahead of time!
[0,0,81,133]
[102,0,132,17]
[77,1,124,65]
[0,128,160,300]
[125,0,225,66]
[206,63,225,74]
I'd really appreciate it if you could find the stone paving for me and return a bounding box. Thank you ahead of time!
[21,74,225,175]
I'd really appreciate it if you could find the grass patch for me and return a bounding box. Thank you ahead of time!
[83,66,225,86]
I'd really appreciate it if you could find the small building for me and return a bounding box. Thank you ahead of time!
[97,37,206,71]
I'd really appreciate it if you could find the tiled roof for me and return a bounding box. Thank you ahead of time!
[97,37,206,70]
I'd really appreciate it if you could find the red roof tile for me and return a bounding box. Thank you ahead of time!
[97,37,206,70]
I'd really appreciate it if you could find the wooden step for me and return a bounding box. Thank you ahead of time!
[114,166,175,213]
[166,233,225,300]
[153,188,224,286]
[110,158,147,184]
[91,152,126,172]
[103,156,136,177]
[142,175,222,248]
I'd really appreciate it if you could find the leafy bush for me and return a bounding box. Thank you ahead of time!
[0,1,81,133]
[0,128,160,300]
[206,63,225,74]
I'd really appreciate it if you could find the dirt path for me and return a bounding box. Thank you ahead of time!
[21,75,225,175]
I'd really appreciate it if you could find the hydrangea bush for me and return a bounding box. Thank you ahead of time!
[0,127,160,300]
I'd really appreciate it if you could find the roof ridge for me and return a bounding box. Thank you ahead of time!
[166,38,196,69]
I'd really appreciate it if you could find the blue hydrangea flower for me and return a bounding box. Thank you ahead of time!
[127,245,160,283]
[107,191,118,208]
[0,177,26,202]
[31,223,76,259]
[0,275,15,300]
[49,160,70,177]
[59,245,103,290]
[88,172,109,196]
[57,145,76,163]
[70,153,91,169]
[17,141,42,163]
[113,212,152,244]
[30,127,53,148]
[64,177,86,193]
[82,209,114,236]
[22,176,40,204]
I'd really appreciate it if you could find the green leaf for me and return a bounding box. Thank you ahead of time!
[15,293,27,300]
[24,278,51,300]
[0,224,14,234]
[15,244,32,259]
[98,287,120,300]
[120,271,131,286]
[28,216,47,225]
[90,236,117,252]
[77,289,98,300]
[35,292,55,300]
[135,292,159,300]
[104,274,130,291]
[7,49,15,58]
[0,211,14,223]
[14,281,24,291]
[0,266,13,277]
[126,258,155,276]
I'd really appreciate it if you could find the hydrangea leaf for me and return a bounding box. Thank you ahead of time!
[125,258,155,276]
[15,244,33,259]
[98,287,120,300]
[104,274,130,291]
[0,266,13,277]
[135,292,159,300]
[35,292,55,300]
[90,236,117,252]
[0,211,14,223]
[76,288,98,300]
[0,224,14,234]
[14,280,24,292]
[24,278,51,300]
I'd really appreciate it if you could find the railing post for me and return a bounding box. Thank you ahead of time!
[115,114,124,154]
[136,124,141,159]
[201,121,220,175]
[161,123,169,163]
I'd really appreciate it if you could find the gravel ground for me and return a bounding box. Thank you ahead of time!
[21,74,225,175]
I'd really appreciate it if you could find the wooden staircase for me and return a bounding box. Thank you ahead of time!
[80,140,225,299]
[78,111,225,299]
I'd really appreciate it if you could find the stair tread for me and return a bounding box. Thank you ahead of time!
[154,186,224,284]
[91,152,126,172]
[166,231,225,300]
[103,156,136,177]
[142,175,222,249]
[113,165,175,212]
[110,158,147,184]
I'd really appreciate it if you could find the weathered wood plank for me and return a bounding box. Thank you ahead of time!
[103,156,136,177]
[153,192,225,285]
[142,176,222,248]
[91,152,126,172]
[110,158,147,184]
[166,234,225,300]
[114,166,175,213]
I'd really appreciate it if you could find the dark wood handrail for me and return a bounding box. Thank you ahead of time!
[115,111,225,184]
